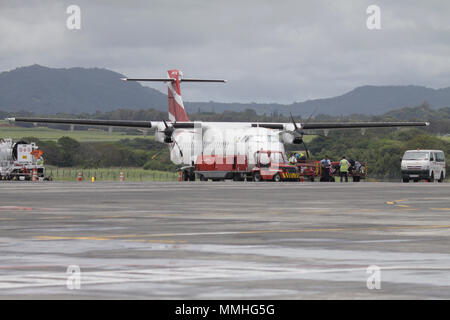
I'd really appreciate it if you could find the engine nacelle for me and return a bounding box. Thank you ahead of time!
[154,130,165,143]
[281,132,303,144]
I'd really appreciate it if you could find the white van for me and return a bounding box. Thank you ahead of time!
[401,150,446,183]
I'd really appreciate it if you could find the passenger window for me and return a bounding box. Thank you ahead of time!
[430,153,434,161]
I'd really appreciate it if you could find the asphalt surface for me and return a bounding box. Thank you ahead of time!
[0,181,449,299]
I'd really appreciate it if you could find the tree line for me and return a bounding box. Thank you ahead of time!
[295,128,450,178]
[22,136,177,171]
[20,127,449,179]
[4,101,449,178]
[3,101,449,134]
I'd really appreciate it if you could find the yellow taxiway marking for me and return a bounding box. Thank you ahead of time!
[232,225,450,235]
[266,211,284,215]
[56,224,450,240]
[32,225,450,242]
[33,235,185,243]
[126,239,186,244]
[386,199,450,211]
[101,215,128,219]
[37,217,73,220]
[34,236,111,241]
[386,199,415,209]
[387,199,410,206]
[0,218,15,221]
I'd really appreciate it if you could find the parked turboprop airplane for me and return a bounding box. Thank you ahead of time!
[7,69,429,180]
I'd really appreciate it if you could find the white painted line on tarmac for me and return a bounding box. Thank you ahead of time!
[1,264,450,291]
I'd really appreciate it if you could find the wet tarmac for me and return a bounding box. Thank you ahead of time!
[0,181,449,299]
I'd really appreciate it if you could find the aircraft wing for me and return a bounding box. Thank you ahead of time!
[6,117,429,130]
[5,117,195,129]
[300,121,430,130]
[249,121,429,130]
[7,117,153,128]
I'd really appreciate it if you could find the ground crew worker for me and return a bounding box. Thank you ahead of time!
[355,160,361,172]
[339,156,350,183]
[297,152,307,162]
[289,153,297,164]
[320,155,331,181]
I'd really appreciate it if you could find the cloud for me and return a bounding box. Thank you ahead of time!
[0,0,449,103]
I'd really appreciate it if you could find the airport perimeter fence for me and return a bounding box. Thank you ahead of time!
[46,168,178,182]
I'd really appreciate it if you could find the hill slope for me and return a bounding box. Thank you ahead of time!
[186,85,450,116]
[290,85,450,116]
[0,65,167,114]
[1,65,449,116]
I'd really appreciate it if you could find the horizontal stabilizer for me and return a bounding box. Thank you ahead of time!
[122,78,226,83]
[121,78,174,82]
[180,79,227,82]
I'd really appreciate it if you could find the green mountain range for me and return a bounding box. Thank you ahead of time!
[1,65,449,116]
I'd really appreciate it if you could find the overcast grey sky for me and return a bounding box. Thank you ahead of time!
[0,0,449,103]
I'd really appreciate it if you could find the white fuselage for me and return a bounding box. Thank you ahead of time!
[154,122,287,168]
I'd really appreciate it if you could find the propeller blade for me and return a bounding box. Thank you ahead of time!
[302,140,310,160]
[172,138,183,157]
[290,113,299,131]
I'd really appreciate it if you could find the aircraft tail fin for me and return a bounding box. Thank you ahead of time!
[167,69,189,122]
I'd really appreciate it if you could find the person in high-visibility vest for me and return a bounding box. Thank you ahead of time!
[339,156,350,183]
[296,152,307,162]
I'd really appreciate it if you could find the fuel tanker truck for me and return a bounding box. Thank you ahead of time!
[0,139,46,181]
